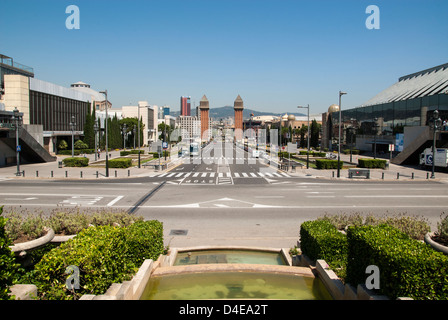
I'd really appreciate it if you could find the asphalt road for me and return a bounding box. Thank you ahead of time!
[1,140,446,249]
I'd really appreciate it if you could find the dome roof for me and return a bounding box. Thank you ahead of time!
[288,114,295,121]
[281,113,289,120]
[328,104,340,113]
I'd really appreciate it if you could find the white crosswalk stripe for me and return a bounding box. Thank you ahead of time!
[153,171,291,178]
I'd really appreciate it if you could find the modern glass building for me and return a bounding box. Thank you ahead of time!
[322,63,448,164]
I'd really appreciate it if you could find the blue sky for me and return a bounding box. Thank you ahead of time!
[1,0,448,114]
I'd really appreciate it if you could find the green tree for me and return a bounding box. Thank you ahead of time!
[310,119,321,148]
[58,139,68,150]
[0,206,19,300]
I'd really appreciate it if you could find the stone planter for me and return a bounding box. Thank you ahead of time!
[424,232,448,255]
[9,227,55,256]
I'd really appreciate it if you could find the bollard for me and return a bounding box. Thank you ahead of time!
[36,171,38,177]
[382,172,384,180]
[412,172,414,179]
[80,171,83,178]
[427,172,429,179]
[397,172,400,179]
[51,171,53,178]
[65,171,68,178]
[128,169,130,177]
[332,171,335,178]
[96,171,99,178]
[115,170,117,178]
[22,170,25,177]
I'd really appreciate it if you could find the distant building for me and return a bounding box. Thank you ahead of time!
[180,96,191,116]
[163,106,170,117]
[176,115,201,143]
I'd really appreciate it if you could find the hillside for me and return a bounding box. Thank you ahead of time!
[171,106,305,119]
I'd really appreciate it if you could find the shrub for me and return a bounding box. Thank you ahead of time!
[315,159,342,169]
[358,158,387,169]
[433,212,448,246]
[58,140,68,150]
[108,158,132,168]
[120,150,144,156]
[300,220,348,277]
[32,220,165,300]
[74,140,88,150]
[346,224,448,300]
[150,151,170,158]
[58,150,81,156]
[62,157,89,167]
[0,206,19,300]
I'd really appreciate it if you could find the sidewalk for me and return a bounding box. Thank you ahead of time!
[280,152,448,182]
[0,149,177,180]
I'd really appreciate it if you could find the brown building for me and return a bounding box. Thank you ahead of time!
[199,95,210,143]
[234,95,244,141]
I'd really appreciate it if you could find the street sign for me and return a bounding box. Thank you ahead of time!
[16,145,21,152]
[388,144,394,152]
[162,142,168,149]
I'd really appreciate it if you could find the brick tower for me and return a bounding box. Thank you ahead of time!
[199,95,210,143]
[234,95,244,141]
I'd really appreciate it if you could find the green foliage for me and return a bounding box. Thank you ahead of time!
[58,150,80,156]
[150,151,170,158]
[342,149,360,155]
[58,140,68,150]
[120,150,144,156]
[108,158,132,168]
[62,157,89,167]
[299,220,348,277]
[433,212,448,246]
[346,224,448,300]
[315,159,342,169]
[0,206,19,300]
[74,139,89,150]
[31,220,164,300]
[358,158,387,169]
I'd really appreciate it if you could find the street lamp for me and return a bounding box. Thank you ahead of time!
[100,90,109,177]
[93,122,99,161]
[430,110,442,179]
[122,123,127,150]
[337,91,347,178]
[373,117,378,159]
[298,105,310,169]
[133,125,136,150]
[70,115,76,158]
[12,107,22,176]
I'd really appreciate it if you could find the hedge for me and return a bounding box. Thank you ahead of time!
[0,206,19,300]
[346,224,448,300]
[62,157,89,167]
[120,150,144,156]
[150,151,170,158]
[358,158,387,169]
[31,220,165,300]
[315,159,342,169]
[300,220,348,274]
[58,149,96,155]
[108,158,132,168]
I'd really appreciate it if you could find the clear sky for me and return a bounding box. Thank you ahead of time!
[1,0,447,114]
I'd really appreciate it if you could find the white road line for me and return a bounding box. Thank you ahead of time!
[175,173,184,177]
[345,195,448,198]
[202,173,207,177]
[210,172,215,177]
[234,173,240,177]
[184,172,191,177]
[158,173,168,177]
[242,173,248,177]
[107,195,124,207]
[167,173,176,177]
[250,172,257,177]
[193,172,200,177]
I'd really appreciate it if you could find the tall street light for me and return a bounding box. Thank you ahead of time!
[337,91,347,178]
[122,123,127,150]
[431,110,442,179]
[12,107,22,176]
[93,122,99,161]
[70,115,76,158]
[298,105,310,169]
[100,90,109,177]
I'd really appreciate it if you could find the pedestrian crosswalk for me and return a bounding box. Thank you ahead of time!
[154,171,291,179]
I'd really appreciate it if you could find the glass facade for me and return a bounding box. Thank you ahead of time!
[335,93,448,138]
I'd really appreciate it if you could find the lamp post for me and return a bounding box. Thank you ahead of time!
[133,125,136,150]
[70,115,76,158]
[12,107,22,176]
[431,110,442,179]
[100,90,109,177]
[122,123,127,150]
[337,91,347,178]
[93,122,99,161]
[298,105,310,169]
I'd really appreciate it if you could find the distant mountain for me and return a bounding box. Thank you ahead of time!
[170,106,305,119]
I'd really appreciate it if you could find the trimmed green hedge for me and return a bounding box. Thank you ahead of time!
[300,220,348,274]
[346,224,448,300]
[108,158,132,168]
[315,159,342,169]
[32,220,165,300]
[0,206,19,300]
[120,150,144,156]
[358,158,387,169]
[150,151,170,158]
[62,157,89,167]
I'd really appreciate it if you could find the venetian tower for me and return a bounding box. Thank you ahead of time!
[234,95,244,141]
[199,95,210,142]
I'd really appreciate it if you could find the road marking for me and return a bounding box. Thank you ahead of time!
[175,173,183,177]
[345,195,448,198]
[250,173,257,177]
[107,195,124,207]
[234,173,240,177]
[158,173,168,177]
[193,172,200,177]
[167,173,176,177]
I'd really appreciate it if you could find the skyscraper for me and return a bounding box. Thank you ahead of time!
[180,96,191,116]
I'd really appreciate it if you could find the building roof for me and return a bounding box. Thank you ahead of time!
[361,63,448,107]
